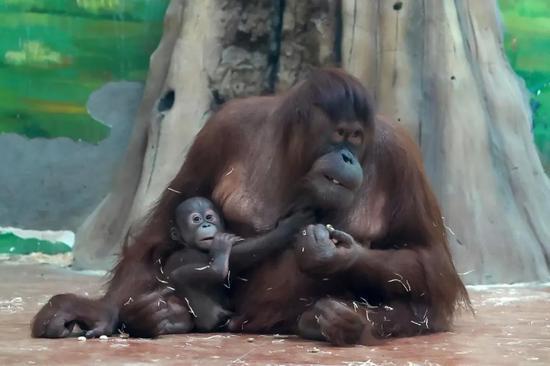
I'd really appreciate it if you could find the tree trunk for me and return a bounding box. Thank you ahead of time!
[74,0,226,269]
[343,0,550,283]
[74,0,292,269]
[74,0,550,284]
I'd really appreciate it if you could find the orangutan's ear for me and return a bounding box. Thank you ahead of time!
[169,226,181,242]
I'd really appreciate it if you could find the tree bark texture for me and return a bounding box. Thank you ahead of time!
[74,0,550,284]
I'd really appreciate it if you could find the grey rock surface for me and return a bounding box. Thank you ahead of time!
[0,81,143,230]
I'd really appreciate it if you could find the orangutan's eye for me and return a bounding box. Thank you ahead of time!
[191,214,201,224]
[332,128,345,143]
[349,130,363,145]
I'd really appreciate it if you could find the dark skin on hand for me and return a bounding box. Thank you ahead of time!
[31,68,470,346]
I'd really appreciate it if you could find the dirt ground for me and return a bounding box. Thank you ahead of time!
[0,262,549,366]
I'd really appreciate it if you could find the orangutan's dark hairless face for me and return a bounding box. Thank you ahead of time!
[171,197,224,251]
[287,73,374,212]
[304,115,368,211]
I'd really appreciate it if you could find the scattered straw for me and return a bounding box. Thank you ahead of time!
[388,278,411,292]
[184,297,197,318]
[155,276,168,284]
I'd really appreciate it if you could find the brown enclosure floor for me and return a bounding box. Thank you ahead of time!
[0,263,549,366]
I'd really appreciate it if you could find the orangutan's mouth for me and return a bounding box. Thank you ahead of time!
[324,174,343,186]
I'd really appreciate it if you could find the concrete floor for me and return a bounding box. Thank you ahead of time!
[0,262,549,366]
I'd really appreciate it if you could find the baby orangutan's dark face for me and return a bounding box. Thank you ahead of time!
[171,197,224,251]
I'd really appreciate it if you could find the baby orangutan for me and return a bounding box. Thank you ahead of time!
[164,197,313,332]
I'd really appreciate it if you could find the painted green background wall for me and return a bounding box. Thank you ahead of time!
[0,0,168,144]
[0,0,169,254]
[0,1,547,156]
[500,0,550,172]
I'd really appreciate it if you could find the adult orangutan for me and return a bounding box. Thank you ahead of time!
[31,68,470,345]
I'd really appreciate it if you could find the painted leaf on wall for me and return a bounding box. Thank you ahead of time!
[0,0,168,144]
[500,0,550,172]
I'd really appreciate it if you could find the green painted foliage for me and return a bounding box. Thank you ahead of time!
[500,0,550,172]
[0,232,71,255]
[0,1,546,158]
[0,0,168,144]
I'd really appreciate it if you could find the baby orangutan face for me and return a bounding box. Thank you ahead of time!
[171,197,224,251]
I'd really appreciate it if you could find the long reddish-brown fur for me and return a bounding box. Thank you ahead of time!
[32,68,469,343]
